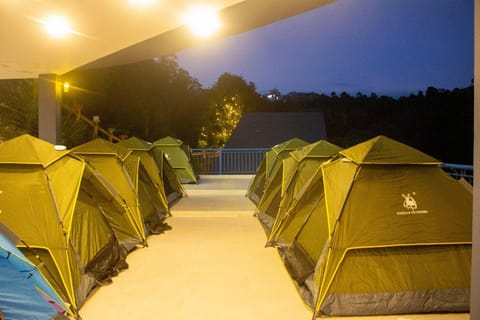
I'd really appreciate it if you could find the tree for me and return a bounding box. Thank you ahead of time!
[60,110,91,147]
[198,94,243,147]
[0,79,38,141]
[63,56,206,146]
[198,73,263,147]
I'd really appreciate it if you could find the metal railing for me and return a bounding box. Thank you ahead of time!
[191,148,269,175]
[190,148,473,184]
[442,163,474,184]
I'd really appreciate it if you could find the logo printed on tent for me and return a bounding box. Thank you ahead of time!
[397,192,428,215]
[403,193,417,210]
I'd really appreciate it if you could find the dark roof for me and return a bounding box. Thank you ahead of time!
[226,112,327,148]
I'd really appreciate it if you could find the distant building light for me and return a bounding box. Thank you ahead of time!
[266,92,281,101]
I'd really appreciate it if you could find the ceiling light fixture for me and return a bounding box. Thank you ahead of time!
[43,15,72,38]
[183,5,221,38]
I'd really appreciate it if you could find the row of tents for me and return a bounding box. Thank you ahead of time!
[247,135,473,317]
[0,134,191,319]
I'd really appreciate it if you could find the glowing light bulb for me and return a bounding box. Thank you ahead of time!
[183,5,220,38]
[43,15,72,38]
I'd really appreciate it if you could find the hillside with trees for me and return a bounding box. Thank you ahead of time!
[0,57,473,164]
[274,86,473,164]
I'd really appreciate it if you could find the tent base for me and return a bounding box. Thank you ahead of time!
[167,192,183,206]
[246,192,261,206]
[256,211,275,236]
[318,288,470,316]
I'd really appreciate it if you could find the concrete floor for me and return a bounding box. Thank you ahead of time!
[79,175,469,320]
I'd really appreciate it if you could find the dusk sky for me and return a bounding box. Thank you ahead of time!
[176,0,474,98]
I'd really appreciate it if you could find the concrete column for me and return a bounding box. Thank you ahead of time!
[38,74,62,144]
[472,0,480,319]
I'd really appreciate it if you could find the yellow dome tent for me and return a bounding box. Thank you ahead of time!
[270,136,472,316]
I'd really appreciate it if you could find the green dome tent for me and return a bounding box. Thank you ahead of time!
[246,137,309,209]
[246,138,309,206]
[256,140,342,235]
[151,148,185,205]
[118,137,184,206]
[72,139,153,243]
[0,135,127,310]
[245,155,267,206]
[270,136,472,316]
[117,137,177,234]
[152,136,198,184]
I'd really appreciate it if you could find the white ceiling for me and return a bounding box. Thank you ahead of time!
[0,0,334,79]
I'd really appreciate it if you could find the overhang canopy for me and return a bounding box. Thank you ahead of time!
[1,0,334,79]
